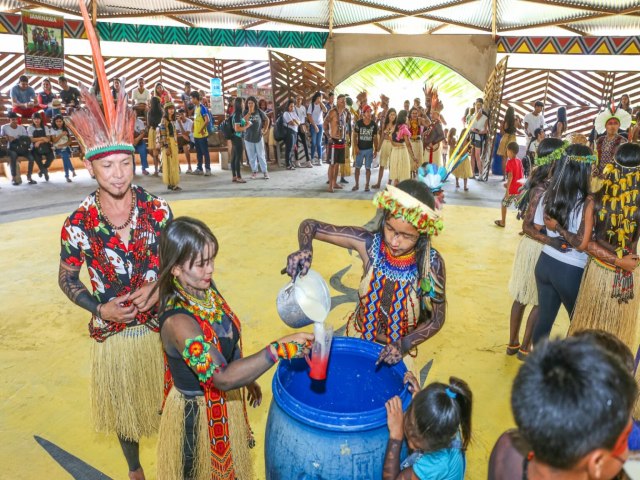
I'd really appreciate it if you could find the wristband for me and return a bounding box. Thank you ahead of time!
[270,341,306,360]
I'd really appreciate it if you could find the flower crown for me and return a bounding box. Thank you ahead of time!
[535,141,570,166]
[373,185,444,236]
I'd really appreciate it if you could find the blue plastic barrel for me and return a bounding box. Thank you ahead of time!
[265,337,411,480]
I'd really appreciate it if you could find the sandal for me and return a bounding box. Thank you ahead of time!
[506,343,520,356]
[352,186,359,191]
[364,186,370,192]
[517,349,529,361]
[494,220,505,228]
[236,178,247,183]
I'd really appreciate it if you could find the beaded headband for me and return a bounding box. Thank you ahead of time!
[565,154,597,164]
[373,185,444,236]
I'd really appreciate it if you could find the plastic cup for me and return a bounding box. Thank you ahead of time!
[306,324,333,381]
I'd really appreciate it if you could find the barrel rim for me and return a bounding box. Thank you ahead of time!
[272,337,412,432]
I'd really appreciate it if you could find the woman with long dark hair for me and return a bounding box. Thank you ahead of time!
[50,113,76,181]
[372,108,396,189]
[159,102,181,191]
[285,179,446,366]
[551,107,568,138]
[496,106,522,176]
[506,138,565,359]
[231,96,251,183]
[531,144,594,344]
[307,91,327,165]
[388,110,417,186]
[155,217,312,480]
[556,143,640,350]
[282,99,299,170]
[147,96,163,176]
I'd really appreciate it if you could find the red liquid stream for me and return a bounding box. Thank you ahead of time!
[308,355,329,380]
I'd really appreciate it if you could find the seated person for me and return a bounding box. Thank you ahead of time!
[488,332,637,480]
[11,75,39,123]
[1,112,37,185]
[133,116,149,175]
[180,81,195,116]
[175,108,194,173]
[58,75,81,114]
[37,78,60,122]
[28,112,53,181]
[131,77,150,116]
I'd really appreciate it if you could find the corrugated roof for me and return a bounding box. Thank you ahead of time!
[1,0,638,36]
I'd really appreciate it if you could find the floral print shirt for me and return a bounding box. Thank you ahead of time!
[60,185,172,340]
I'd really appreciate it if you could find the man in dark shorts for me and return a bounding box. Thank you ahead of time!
[323,93,348,193]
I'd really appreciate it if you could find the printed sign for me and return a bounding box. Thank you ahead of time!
[22,10,64,76]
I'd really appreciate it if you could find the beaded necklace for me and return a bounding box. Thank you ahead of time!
[361,234,418,343]
[172,278,225,324]
[95,187,136,231]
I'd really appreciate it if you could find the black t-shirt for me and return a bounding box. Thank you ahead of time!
[355,119,377,150]
[244,109,267,143]
[59,87,80,106]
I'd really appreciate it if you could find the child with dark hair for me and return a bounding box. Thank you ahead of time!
[489,335,637,480]
[495,142,523,228]
[383,373,472,480]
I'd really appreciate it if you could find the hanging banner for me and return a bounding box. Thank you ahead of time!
[237,82,273,103]
[22,10,64,76]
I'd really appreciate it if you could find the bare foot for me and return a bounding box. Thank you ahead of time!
[129,467,145,480]
[352,185,359,191]
[371,183,380,189]
[328,186,335,193]
[334,184,343,189]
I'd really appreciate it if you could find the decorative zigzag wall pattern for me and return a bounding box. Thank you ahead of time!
[498,68,640,137]
[497,36,640,55]
[0,13,327,48]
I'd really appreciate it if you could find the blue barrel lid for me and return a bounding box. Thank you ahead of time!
[272,337,413,432]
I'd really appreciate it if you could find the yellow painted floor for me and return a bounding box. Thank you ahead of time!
[0,197,570,479]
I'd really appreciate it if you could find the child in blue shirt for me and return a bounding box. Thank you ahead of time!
[384,373,472,480]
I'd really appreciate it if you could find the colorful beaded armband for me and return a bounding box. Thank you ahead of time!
[182,335,222,384]
[270,341,306,360]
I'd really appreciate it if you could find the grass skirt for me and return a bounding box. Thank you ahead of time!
[423,146,442,167]
[508,236,543,306]
[157,387,254,480]
[379,141,392,168]
[90,325,164,441]
[568,259,640,351]
[409,139,423,167]
[389,145,412,182]
[497,133,516,157]
[452,156,473,180]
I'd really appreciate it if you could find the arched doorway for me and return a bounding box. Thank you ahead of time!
[335,56,482,128]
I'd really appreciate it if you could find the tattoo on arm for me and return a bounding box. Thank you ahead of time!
[382,439,403,480]
[554,196,592,250]
[522,186,552,245]
[58,262,99,315]
[584,240,619,265]
[298,219,372,251]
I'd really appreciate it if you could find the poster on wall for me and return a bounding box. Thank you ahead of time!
[237,83,273,103]
[22,10,64,76]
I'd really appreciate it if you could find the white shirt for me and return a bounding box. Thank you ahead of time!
[307,102,324,126]
[470,113,488,133]
[50,127,69,148]
[283,111,299,133]
[534,194,588,268]
[524,112,545,138]
[27,125,51,137]
[1,123,28,139]
[294,105,307,125]
[134,118,146,135]
[131,88,151,105]
[175,117,194,142]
